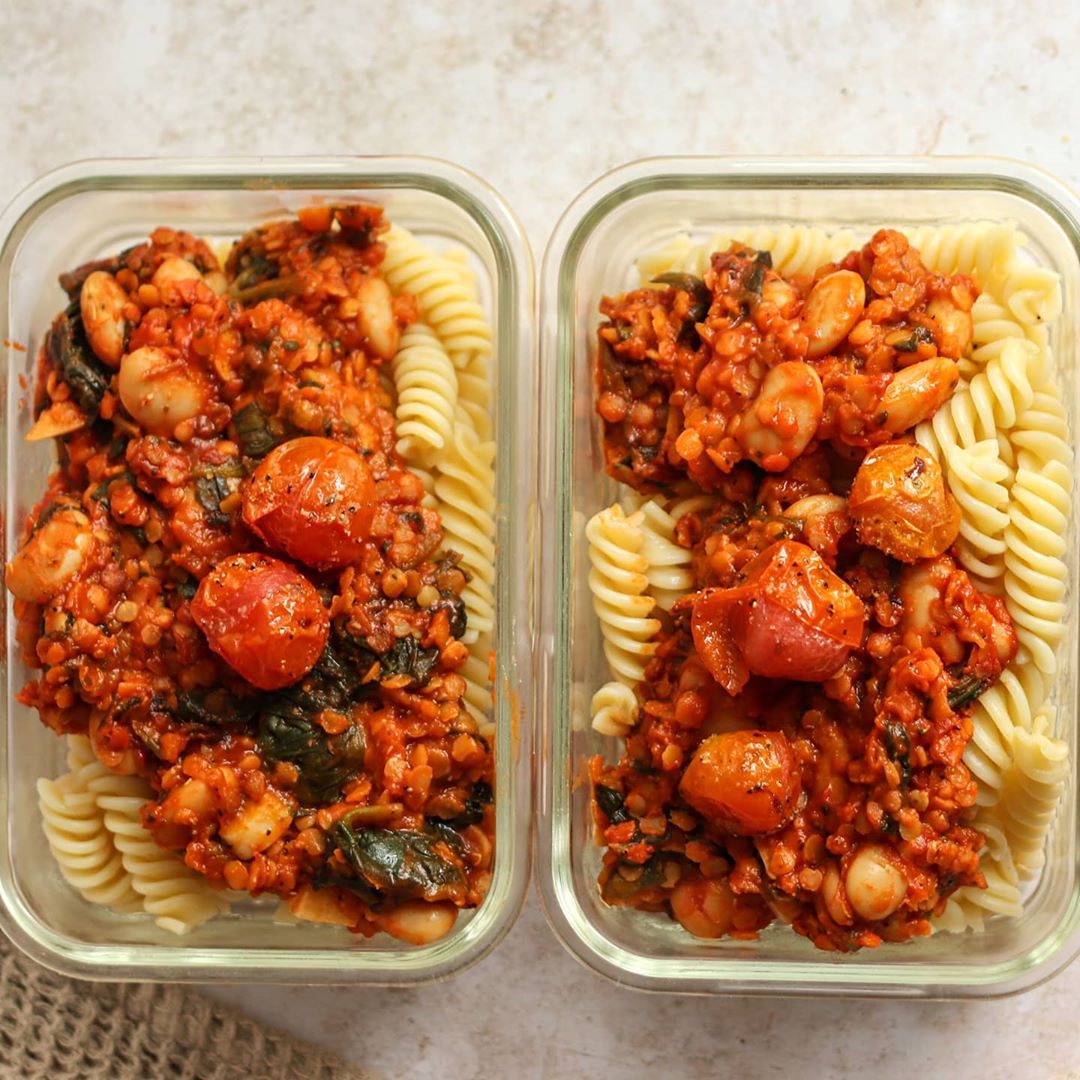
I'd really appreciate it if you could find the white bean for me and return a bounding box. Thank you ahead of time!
[736,360,824,471]
[5,505,92,604]
[880,357,959,434]
[355,275,400,360]
[80,271,128,368]
[927,296,974,359]
[375,900,458,945]
[151,257,203,301]
[844,844,908,921]
[802,270,866,359]
[219,789,294,860]
[118,346,210,436]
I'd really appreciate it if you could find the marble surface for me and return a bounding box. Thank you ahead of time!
[5,1,1080,1076]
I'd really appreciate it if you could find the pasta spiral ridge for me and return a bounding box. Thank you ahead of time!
[433,419,496,644]
[591,680,640,737]
[88,769,230,935]
[997,710,1069,879]
[586,504,660,686]
[37,753,142,914]
[916,336,1043,475]
[381,225,492,367]
[391,323,457,464]
[964,662,1047,807]
[905,223,1020,279]
[1002,450,1072,675]
[632,499,694,612]
[997,259,1063,329]
[940,440,1011,588]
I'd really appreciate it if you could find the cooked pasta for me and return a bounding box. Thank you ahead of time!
[586,504,660,690]
[1002,451,1072,675]
[381,224,492,367]
[633,499,695,612]
[391,322,458,464]
[964,662,1047,807]
[90,773,231,936]
[433,418,496,644]
[592,223,1071,949]
[590,680,640,738]
[997,710,1070,879]
[37,757,142,915]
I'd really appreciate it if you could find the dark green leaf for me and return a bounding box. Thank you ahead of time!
[379,636,440,687]
[194,475,232,527]
[948,675,990,711]
[332,824,464,901]
[650,272,711,307]
[595,784,631,824]
[232,402,282,459]
[894,325,936,353]
[46,307,109,416]
[431,780,493,831]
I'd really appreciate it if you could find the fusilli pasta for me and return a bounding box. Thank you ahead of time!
[586,504,660,689]
[88,768,230,936]
[391,322,458,464]
[381,225,492,368]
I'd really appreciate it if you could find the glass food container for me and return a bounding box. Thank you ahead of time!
[0,157,535,983]
[537,157,1080,996]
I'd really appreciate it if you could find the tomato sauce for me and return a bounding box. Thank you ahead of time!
[10,207,494,941]
[591,231,1014,951]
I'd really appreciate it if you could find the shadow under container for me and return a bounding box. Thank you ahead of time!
[0,157,535,984]
[537,156,1080,997]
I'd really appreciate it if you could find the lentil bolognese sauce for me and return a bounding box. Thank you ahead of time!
[590,230,1020,951]
[8,206,495,945]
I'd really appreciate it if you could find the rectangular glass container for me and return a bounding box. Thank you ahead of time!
[537,157,1080,996]
[0,156,535,983]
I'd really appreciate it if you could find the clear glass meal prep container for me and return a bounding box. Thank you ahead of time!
[537,156,1080,997]
[0,156,535,984]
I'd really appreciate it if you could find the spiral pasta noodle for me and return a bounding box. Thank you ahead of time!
[381,225,492,368]
[391,322,458,464]
[632,499,694,613]
[591,680,640,737]
[997,259,1063,329]
[905,222,1020,281]
[87,769,230,936]
[433,418,496,644]
[37,750,142,914]
[1002,451,1071,675]
[963,662,1047,807]
[586,504,660,690]
[997,710,1069,880]
[937,440,1011,589]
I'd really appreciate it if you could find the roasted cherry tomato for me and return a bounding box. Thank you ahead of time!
[685,539,865,694]
[679,730,801,835]
[190,552,329,690]
[847,442,960,563]
[242,436,376,570]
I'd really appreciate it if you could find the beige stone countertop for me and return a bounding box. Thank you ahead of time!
[4,1,1080,1077]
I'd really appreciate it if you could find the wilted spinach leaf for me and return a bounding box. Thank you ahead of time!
[595,784,632,824]
[256,643,374,804]
[432,780,493,830]
[379,636,440,686]
[948,675,990,711]
[332,823,465,902]
[232,402,284,459]
[46,304,109,416]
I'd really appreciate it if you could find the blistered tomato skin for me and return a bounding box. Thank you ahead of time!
[689,540,865,695]
[679,730,802,835]
[242,437,377,570]
[190,553,329,690]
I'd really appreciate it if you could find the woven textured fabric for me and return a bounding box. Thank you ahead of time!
[0,932,369,1080]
